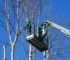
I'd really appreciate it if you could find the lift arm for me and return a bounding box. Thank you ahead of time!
[47,20,70,36]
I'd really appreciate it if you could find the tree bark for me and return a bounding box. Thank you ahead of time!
[29,44,32,60]
[3,45,7,60]
[11,44,15,60]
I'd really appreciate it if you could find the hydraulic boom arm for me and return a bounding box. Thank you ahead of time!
[47,21,70,36]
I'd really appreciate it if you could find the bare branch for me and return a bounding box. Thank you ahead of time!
[5,0,12,44]
[0,2,15,34]
[22,0,30,21]
[14,0,20,45]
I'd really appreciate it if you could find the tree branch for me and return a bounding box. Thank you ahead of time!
[0,2,15,34]
[14,0,20,45]
[5,0,12,44]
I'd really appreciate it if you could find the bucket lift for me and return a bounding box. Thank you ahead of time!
[23,20,70,52]
[26,34,48,52]
[23,20,49,52]
[22,0,49,52]
[23,0,70,51]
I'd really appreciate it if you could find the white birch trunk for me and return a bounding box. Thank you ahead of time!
[3,45,6,60]
[47,50,49,60]
[43,51,46,60]
[43,50,50,60]
[33,48,36,60]
[29,44,32,60]
[11,44,15,60]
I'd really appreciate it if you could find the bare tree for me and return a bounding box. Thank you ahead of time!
[0,0,59,60]
[4,0,22,60]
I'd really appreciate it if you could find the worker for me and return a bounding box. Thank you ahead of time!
[41,23,47,36]
[23,20,31,35]
[41,22,49,39]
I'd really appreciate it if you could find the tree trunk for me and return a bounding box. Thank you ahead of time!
[45,50,49,60]
[33,48,36,60]
[29,44,32,60]
[43,51,46,60]
[3,45,7,60]
[11,44,14,60]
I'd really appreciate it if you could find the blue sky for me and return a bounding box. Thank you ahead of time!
[0,0,70,60]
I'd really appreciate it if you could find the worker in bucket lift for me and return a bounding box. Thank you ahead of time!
[23,20,31,35]
[39,22,49,39]
[37,22,49,44]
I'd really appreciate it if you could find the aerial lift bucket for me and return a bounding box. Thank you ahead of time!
[24,20,48,52]
[26,34,48,52]
[26,25,48,52]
